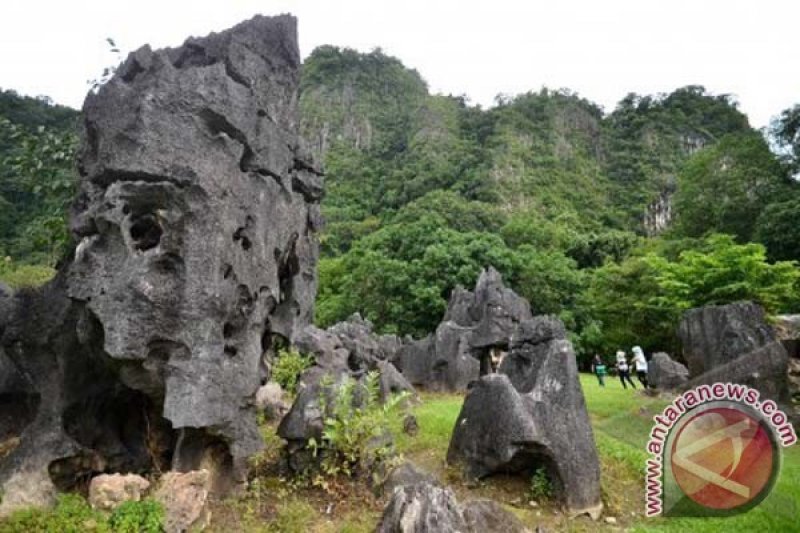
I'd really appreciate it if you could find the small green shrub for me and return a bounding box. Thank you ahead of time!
[272,347,312,395]
[528,467,553,501]
[310,371,408,478]
[108,499,163,533]
[0,493,107,533]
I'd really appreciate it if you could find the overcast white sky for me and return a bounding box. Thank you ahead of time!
[1,0,798,128]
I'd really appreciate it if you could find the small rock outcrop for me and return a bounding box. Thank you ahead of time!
[399,267,533,391]
[377,481,530,533]
[775,314,800,359]
[278,315,415,474]
[0,15,321,513]
[154,470,211,533]
[647,352,689,390]
[448,316,602,519]
[255,382,290,422]
[678,302,791,409]
[88,473,150,511]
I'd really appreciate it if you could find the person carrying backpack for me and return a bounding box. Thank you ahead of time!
[591,354,607,387]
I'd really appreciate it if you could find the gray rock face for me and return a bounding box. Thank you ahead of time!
[277,316,415,474]
[377,481,529,533]
[399,267,531,391]
[380,461,437,496]
[448,317,602,518]
[775,315,800,359]
[678,302,792,410]
[0,15,320,513]
[647,353,689,390]
[683,342,791,405]
[678,302,776,376]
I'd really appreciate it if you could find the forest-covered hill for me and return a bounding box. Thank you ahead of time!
[2,47,799,361]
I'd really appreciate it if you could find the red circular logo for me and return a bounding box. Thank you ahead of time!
[670,407,775,510]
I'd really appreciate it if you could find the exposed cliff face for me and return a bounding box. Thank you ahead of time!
[0,14,322,513]
[643,180,676,236]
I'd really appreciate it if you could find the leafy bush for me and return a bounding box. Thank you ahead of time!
[108,499,163,533]
[0,494,164,533]
[528,467,553,501]
[0,494,107,533]
[310,372,408,478]
[272,348,312,395]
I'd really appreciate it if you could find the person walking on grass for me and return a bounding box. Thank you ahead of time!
[631,346,648,388]
[616,351,637,389]
[591,354,607,387]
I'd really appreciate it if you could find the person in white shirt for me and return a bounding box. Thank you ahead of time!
[616,353,637,389]
[631,346,648,388]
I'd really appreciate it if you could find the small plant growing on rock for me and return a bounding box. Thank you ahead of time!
[272,347,312,395]
[310,372,408,480]
[528,467,553,502]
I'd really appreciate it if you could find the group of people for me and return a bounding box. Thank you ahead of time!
[591,346,648,390]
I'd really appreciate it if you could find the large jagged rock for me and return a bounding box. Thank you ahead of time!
[678,302,792,412]
[377,482,530,533]
[647,352,689,390]
[398,267,531,391]
[678,302,777,376]
[0,15,321,514]
[448,316,602,518]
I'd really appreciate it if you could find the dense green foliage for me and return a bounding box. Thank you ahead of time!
[0,493,163,533]
[0,89,79,266]
[578,234,800,356]
[272,347,313,395]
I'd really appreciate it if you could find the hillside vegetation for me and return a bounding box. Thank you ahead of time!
[2,47,800,361]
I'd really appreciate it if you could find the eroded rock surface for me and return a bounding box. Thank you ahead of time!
[0,15,320,513]
[278,315,415,473]
[647,352,689,390]
[448,316,602,518]
[399,267,532,391]
[678,302,792,411]
[377,481,530,533]
[88,473,150,511]
[678,302,777,376]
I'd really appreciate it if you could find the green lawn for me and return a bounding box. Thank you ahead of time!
[395,374,800,532]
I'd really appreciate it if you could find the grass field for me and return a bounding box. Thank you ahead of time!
[384,374,800,532]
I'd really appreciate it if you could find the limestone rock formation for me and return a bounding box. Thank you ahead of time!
[277,315,415,473]
[377,481,530,533]
[677,302,791,410]
[154,470,211,533]
[88,473,150,511]
[255,382,290,422]
[647,352,689,390]
[678,302,776,376]
[448,316,602,518]
[775,314,800,359]
[399,267,533,391]
[0,15,321,513]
